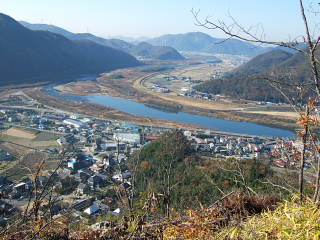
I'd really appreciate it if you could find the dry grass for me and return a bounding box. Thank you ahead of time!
[217,196,320,239]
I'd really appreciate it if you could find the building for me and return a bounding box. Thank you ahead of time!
[57,134,75,145]
[113,133,140,144]
[63,119,84,128]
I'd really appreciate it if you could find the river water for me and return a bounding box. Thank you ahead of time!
[42,76,295,138]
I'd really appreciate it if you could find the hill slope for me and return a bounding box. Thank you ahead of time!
[131,42,184,60]
[146,32,272,56]
[0,13,141,84]
[193,49,308,102]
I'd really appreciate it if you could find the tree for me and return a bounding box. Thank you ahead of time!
[193,0,320,202]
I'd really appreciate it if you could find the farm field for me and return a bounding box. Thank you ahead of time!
[0,127,62,181]
[1,127,61,150]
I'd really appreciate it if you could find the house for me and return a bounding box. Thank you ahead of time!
[84,205,102,215]
[145,135,160,142]
[37,176,49,187]
[67,160,82,170]
[113,207,124,214]
[57,134,75,145]
[70,114,80,120]
[63,119,83,128]
[112,170,132,182]
[74,171,90,183]
[76,183,90,195]
[274,159,286,168]
[72,198,90,210]
[57,126,67,132]
[87,175,107,189]
[7,116,19,122]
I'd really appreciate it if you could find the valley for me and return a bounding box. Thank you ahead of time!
[52,54,299,132]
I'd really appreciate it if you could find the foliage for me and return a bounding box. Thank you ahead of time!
[128,130,292,216]
[193,48,317,103]
[108,74,124,79]
[140,66,174,72]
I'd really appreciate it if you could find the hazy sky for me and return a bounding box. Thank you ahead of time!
[1,0,318,41]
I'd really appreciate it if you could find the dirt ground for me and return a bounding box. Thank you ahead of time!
[1,128,60,151]
[2,127,36,139]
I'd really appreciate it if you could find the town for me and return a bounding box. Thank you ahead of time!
[0,91,311,229]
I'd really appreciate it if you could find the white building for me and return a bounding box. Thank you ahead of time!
[113,133,140,144]
[63,119,84,128]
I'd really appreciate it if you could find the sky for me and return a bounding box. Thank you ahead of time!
[1,0,318,42]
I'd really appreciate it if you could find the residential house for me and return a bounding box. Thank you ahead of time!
[57,134,75,145]
[87,175,107,190]
[84,205,102,215]
[76,183,90,195]
[63,119,83,128]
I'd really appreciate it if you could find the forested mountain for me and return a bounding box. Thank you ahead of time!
[230,49,293,76]
[19,22,274,57]
[0,13,141,84]
[146,32,273,56]
[19,21,184,60]
[131,42,184,60]
[194,48,313,102]
[128,130,285,212]
[68,33,134,52]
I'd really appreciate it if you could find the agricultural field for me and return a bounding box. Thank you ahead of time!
[1,127,61,149]
[0,127,62,181]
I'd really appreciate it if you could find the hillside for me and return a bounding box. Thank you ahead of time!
[19,20,74,37]
[230,49,293,76]
[146,32,272,56]
[68,33,134,52]
[130,42,184,60]
[0,13,141,84]
[194,48,314,102]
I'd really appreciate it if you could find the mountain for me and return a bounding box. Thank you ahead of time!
[275,43,308,54]
[19,21,183,60]
[194,49,304,102]
[147,32,214,52]
[19,21,74,37]
[68,33,134,52]
[0,13,141,84]
[111,35,136,42]
[230,49,293,76]
[146,32,271,56]
[131,42,184,60]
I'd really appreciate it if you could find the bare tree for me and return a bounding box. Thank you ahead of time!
[193,0,320,201]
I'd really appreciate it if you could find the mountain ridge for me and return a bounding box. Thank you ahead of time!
[0,13,142,84]
[194,48,310,102]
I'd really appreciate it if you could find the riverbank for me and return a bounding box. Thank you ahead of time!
[23,87,206,131]
[52,72,300,133]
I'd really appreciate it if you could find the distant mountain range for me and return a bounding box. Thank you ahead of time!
[0,13,142,84]
[19,21,184,61]
[19,21,275,57]
[194,48,313,102]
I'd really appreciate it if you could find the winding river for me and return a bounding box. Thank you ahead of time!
[42,76,295,138]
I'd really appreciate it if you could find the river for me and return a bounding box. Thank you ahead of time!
[42,76,295,138]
